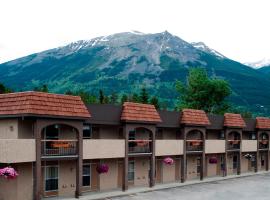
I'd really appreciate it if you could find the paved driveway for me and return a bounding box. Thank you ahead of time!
[112,174,270,200]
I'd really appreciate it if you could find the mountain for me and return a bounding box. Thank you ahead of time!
[245,58,270,69]
[0,31,270,114]
[258,65,270,75]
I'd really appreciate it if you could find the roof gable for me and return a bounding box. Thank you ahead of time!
[0,91,90,119]
[121,102,161,123]
[224,113,246,128]
[180,109,210,126]
[256,117,270,130]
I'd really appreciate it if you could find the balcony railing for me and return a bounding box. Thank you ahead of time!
[259,140,269,150]
[128,140,151,154]
[186,140,203,152]
[41,140,78,157]
[227,140,240,150]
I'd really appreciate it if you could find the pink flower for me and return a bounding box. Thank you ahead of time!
[96,164,109,174]
[163,157,174,165]
[0,167,19,179]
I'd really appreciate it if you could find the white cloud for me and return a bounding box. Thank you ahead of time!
[0,0,269,64]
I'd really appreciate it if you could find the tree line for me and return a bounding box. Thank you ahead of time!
[0,68,253,117]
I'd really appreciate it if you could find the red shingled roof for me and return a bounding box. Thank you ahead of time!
[0,91,91,118]
[224,113,246,128]
[121,102,161,123]
[256,117,270,130]
[180,109,210,126]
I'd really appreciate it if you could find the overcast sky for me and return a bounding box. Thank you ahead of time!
[0,0,269,64]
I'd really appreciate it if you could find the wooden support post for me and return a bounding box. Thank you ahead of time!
[122,125,128,191]
[181,131,187,183]
[149,130,156,187]
[75,128,83,198]
[34,121,42,200]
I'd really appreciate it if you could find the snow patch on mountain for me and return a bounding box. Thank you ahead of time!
[245,58,270,68]
[191,42,225,58]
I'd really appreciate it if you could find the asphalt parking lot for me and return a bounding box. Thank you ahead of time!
[112,173,270,200]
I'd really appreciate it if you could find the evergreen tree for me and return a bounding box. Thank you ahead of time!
[99,90,105,104]
[110,92,118,104]
[0,83,6,94]
[150,96,160,109]
[139,87,149,104]
[131,93,140,103]
[121,94,128,104]
[104,96,110,104]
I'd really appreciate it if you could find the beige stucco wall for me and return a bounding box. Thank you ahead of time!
[0,163,33,200]
[187,156,199,180]
[206,156,217,177]
[155,140,183,156]
[0,119,18,139]
[83,139,125,159]
[205,140,225,154]
[58,160,76,197]
[241,154,249,173]
[227,154,237,175]
[162,162,175,183]
[99,159,118,190]
[242,140,257,152]
[0,139,36,163]
[134,157,149,186]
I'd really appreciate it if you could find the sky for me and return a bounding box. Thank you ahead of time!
[0,0,269,64]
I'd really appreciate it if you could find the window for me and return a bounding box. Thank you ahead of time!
[128,161,135,181]
[261,155,265,167]
[83,164,91,187]
[45,125,59,139]
[219,131,225,139]
[45,166,58,191]
[196,157,201,174]
[83,125,92,139]
[251,133,256,140]
[129,130,135,140]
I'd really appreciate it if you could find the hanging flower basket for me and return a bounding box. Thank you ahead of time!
[96,164,109,174]
[244,154,253,160]
[0,167,19,179]
[209,157,217,164]
[163,157,174,165]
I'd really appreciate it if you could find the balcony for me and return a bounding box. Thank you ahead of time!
[186,140,203,152]
[0,139,36,163]
[128,140,151,154]
[83,139,125,159]
[242,140,257,152]
[155,140,184,156]
[205,140,225,154]
[259,140,269,150]
[41,140,78,157]
[227,140,240,151]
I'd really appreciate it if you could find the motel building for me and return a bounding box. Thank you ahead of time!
[0,91,270,200]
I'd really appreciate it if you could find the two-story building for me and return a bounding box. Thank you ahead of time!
[0,91,270,200]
